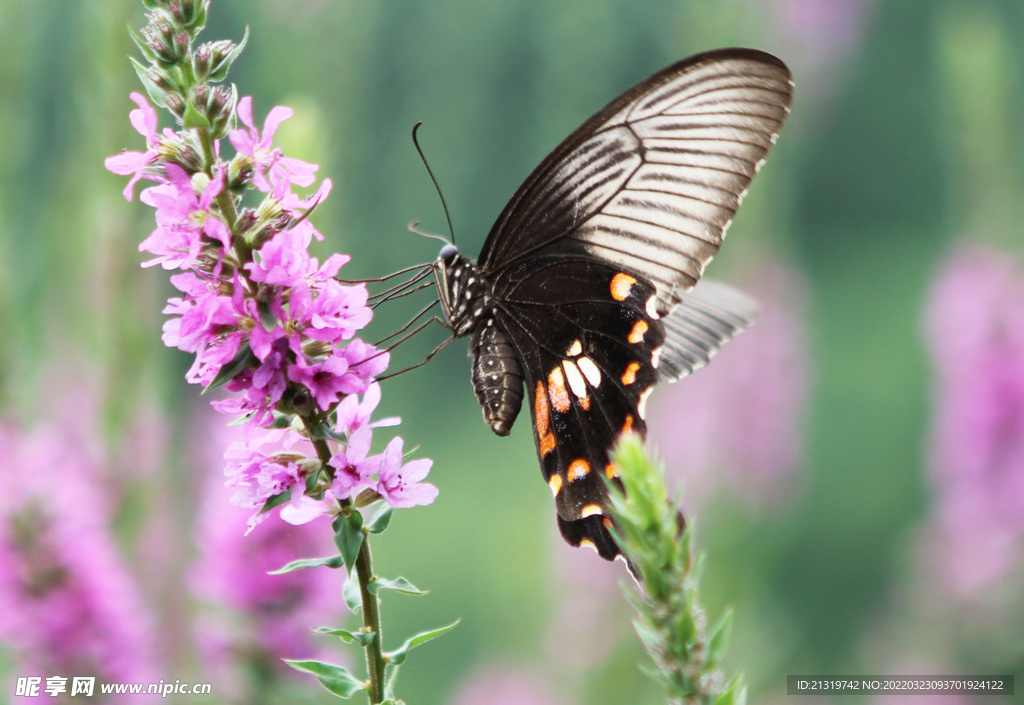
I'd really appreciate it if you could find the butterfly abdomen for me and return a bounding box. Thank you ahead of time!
[470,320,524,436]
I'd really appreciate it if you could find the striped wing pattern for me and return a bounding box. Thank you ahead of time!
[479,48,793,316]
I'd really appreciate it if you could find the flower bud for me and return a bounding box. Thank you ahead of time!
[227,153,254,192]
[205,85,238,140]
[269,451,307,466]
[190,171,211,195]
[141,13,186,66]
[301,339,334,360]
[163,93,187,120]
[233,208,259,237]
[193,39,237,83]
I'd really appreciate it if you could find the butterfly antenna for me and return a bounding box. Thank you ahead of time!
[411,121,456,245]
[408,220,451,246]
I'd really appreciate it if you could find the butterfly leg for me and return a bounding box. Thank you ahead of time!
[373,300,440,346]
[376,333,456,382]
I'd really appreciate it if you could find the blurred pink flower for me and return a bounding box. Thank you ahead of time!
[449,667,571,705]
[647,262,810,511]
[0,422,159,692]
[746,0,877,119]
[922,244,1024,596]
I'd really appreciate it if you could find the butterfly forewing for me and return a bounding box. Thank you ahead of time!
[478,48,792,316]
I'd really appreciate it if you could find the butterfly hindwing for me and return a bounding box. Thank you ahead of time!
[491,258,666,557]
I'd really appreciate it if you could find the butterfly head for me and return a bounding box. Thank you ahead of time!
[434,244,490,337]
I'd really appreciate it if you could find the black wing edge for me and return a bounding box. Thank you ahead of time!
[478,48,792,270]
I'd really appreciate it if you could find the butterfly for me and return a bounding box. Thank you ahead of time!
[411,48,792,562]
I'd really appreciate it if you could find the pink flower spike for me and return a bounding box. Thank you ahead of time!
[286,349,357,411]
[375,436,438,509]
[128,92,159,139]
[230,96,319,192]
[336,383,400,437]
[328,427,377,500]
[245,229,312,287]
[104,93,163,200]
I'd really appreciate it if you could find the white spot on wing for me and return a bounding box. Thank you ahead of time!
[577,356,602,387]
[638,386,654,420]
[645,295,661,320]
[566,339,583,357]
[562,360,588,400]
[651,346,663,369]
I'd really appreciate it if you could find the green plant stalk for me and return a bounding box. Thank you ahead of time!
[308,432,387,703]
[608,436,743,705]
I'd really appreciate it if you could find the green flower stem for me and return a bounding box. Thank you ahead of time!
[308,432,387,704]
[194,125,248,264]
[354,531,386,704]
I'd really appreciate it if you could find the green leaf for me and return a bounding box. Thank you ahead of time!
[343,574,362,614]
[209,26,250,82]
[368,576,427,596]
[259,488,291,514]
[715,676,746,705]
[284,660,365,699]
[269,555,343,575]
[383,663,400,700]
[313,627,375,647]
[129,57,170,108]
[706,608,733,668]
[183,101,211,130]
[126,24,158,64]
[366,504,393,534]
[333,511,364,573]
[202,343,257,394]
[385,619,460,666]
[309,421,347,443]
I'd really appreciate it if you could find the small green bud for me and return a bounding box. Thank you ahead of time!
[141,13,187,66]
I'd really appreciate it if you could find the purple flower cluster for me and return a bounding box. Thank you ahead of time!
[923,245,1024,596]
[223,384,436,531]
[107,88,436,529]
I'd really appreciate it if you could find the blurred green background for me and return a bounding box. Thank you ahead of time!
[1,0,1022,703]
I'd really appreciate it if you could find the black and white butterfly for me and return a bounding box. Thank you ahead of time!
[393,48,792,562]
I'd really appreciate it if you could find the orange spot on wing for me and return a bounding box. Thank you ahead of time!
[605,463,620,479]
[548,474,563,496]
[535,381,556,457]
[621,415,634,435]
[622,361,641,385]
[581,503,603,518]
[579,396,591,410]
[540,433,556,457]
[610,273,637,301]
[603,517,613,529]
[548,367,571,413]
[628,320,649,343]
[567,459,590,482]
